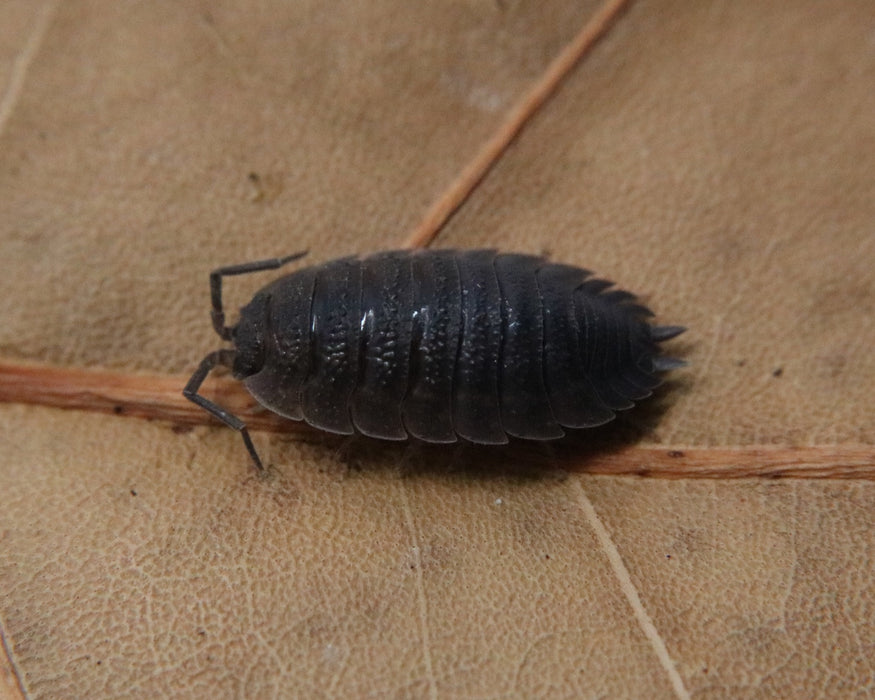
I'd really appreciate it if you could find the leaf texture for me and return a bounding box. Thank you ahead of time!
[1,1,874,698]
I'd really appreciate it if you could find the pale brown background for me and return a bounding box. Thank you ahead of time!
[1,1,874,698]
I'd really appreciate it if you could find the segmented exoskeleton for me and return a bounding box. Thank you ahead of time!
[184,249,685,469]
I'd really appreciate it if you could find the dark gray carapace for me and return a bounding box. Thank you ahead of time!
[184,249,685,469]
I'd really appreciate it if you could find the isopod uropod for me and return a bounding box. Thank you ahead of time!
[184,249,685,469]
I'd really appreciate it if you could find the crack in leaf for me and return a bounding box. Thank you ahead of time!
[0,614,28,700]
[572,477,691,700]
[0,0,57,138]
[399,484,438,700]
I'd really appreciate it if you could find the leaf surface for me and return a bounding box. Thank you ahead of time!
[1,1,873,698]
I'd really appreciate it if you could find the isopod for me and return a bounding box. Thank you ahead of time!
[184,249,685,469]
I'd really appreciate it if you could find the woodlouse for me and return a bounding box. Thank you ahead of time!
[184,249,685,469]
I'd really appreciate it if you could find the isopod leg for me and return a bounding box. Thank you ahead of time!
[209,250,308,339]
[183,349,264,470]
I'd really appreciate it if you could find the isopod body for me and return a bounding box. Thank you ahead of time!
[184,249,685,468]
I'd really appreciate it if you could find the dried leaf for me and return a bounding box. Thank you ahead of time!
[1,1,873,698]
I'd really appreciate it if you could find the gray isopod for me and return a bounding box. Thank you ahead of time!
[184,249,685,469]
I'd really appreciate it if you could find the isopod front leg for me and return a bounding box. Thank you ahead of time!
[209,250,308,340]
[183,349,265,470]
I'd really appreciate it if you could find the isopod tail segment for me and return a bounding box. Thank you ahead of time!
[183,251,309,470]
[649,325,687,371]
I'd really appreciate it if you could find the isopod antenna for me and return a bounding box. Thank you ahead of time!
[183,348,265,469]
